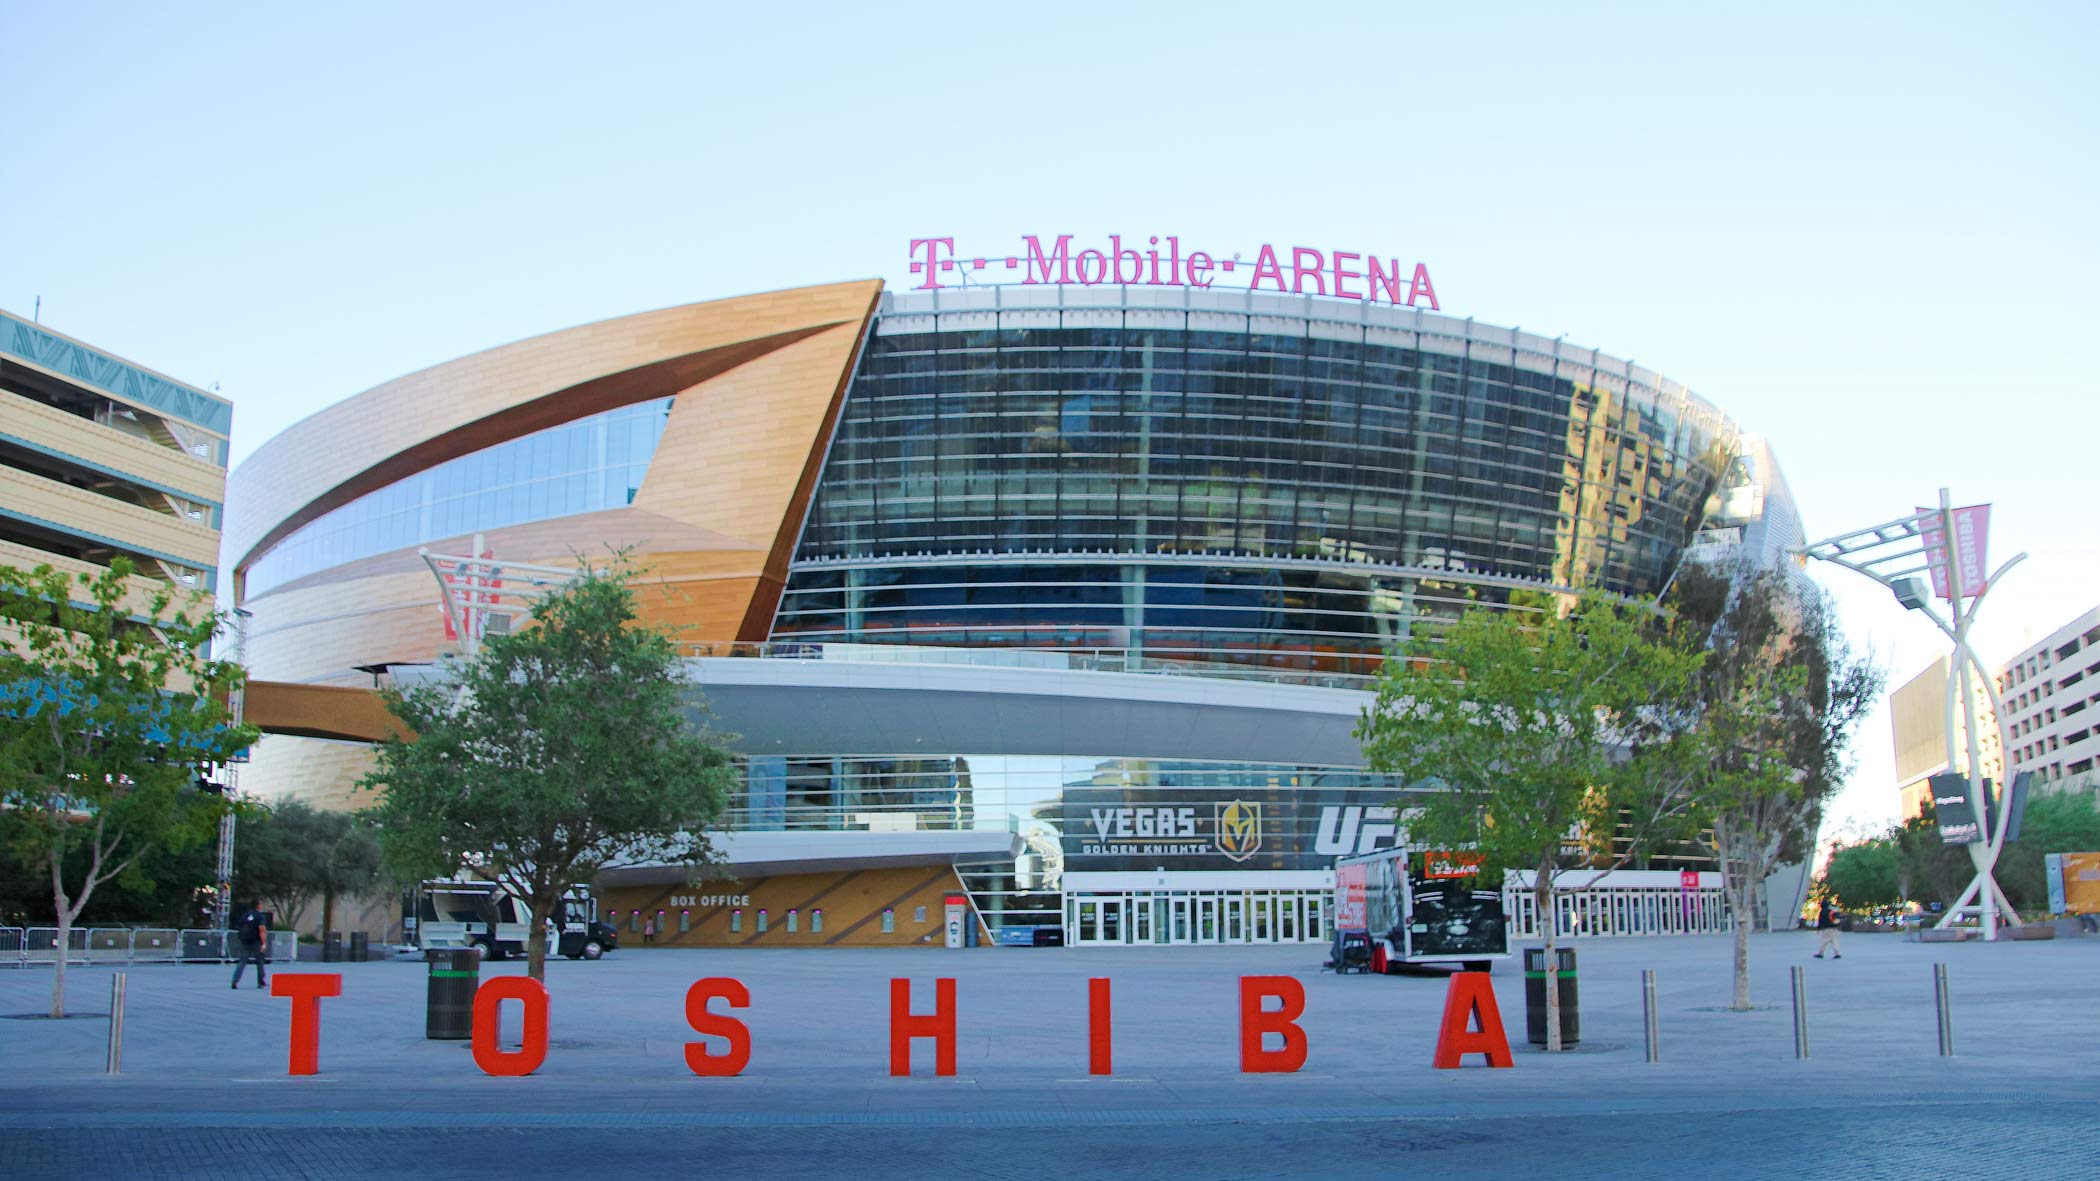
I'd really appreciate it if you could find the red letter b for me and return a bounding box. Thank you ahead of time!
[1238,975,1307,1073]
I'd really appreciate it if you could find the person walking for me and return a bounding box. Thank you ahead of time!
[230,902,270,988]
[1813,898,1842,959]
[643,916,656,946]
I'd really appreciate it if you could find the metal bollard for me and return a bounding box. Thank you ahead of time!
[1641,969,1660,1063]
[105,972,126,1075]
[1934,963,1954,1057]
[1790,965,1809,1060]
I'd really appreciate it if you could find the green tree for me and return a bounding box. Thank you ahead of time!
[1822,836,1906,910]
[358,560,734,979]
[229,800,313,932]
[0,559,256,1017]
[1896,807,1978,908]
[233,799,381,938]
[1355,589,1705,1051]
[0,831,219,928]
[1661,566,1882,1009]
[1990,790,2100,912]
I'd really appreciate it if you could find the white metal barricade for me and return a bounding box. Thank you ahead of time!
[181,929,228,961]
[23,927,87,964]
[130,928,181,962]
[0,927,298,966]
[86,928,134,962]
[1502,873,1734,939]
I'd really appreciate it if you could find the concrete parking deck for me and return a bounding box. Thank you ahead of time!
[3,931,2094,1178]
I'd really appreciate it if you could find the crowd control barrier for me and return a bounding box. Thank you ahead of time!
[0,925,298,967]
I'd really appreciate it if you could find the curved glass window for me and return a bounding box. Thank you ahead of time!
[778,297,1734,673]
[244,398,673,596]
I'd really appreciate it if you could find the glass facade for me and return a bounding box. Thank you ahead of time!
[245,398,674,596]
[732,753,1425,935]
[775,288,1735,678]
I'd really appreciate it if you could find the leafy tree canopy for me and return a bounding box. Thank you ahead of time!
[0,558,256,1015]
[357,558,734,978]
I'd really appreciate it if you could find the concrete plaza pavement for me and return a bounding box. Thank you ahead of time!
[2,930,2095,1178]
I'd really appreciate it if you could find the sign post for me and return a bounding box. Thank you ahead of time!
[1798,487,2026,938]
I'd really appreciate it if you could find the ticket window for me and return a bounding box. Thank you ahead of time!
[882,908,895,934]
[629,911,640,934]
[812,908,824,934]
[757,909,769,933]
[679,909,691,934]
[787,908,799,934]
[731,909,743,933]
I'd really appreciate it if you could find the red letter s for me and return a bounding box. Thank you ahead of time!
[686,977,752,1076]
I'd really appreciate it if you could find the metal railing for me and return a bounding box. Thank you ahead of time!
[0,925,298,966]
[1502,885,1734,938]
[683,639,1381,691]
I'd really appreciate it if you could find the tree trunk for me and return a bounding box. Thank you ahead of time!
[49,904,72,1020]
[527,897,552,982]
[321,889,336,951]
[49,859,73,1019]
[1538,866,1562,1053]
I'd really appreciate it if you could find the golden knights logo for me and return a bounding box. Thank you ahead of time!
[1214,800,1262,862]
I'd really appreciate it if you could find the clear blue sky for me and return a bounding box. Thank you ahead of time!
[6,2,2095,837]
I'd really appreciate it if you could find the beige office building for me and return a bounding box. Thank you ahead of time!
[0,309,229,619]
[1996,605,2100,788]
[1892,654,2003,819]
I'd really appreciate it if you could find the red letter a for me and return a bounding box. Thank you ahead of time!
[1238,975,1307,1073]
[890,978,957,1076]
[1433,972,1513,1069]
[685,977,752,1076]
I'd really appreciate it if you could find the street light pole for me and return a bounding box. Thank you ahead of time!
[1797,488,2023,937]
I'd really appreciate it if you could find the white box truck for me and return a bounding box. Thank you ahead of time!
[1332,847,1508,974]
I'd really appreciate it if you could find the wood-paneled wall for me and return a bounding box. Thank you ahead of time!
[600,866,992,948]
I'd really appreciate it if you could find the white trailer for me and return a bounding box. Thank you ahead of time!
[1332,847,1509,973]
[410,879,618,961]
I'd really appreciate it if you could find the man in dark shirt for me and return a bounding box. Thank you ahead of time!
[231,902,270,989]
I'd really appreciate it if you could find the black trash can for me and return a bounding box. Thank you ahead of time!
[1523,946,1579,1046]
[323,931,344,963]
[348,932,370,963]
[425,948,480,1039]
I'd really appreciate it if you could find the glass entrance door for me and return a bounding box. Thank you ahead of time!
[1072,896,1129,945]
[1069,889,1330,946]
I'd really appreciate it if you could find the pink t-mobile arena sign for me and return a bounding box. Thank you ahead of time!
[908,235,1440,310]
